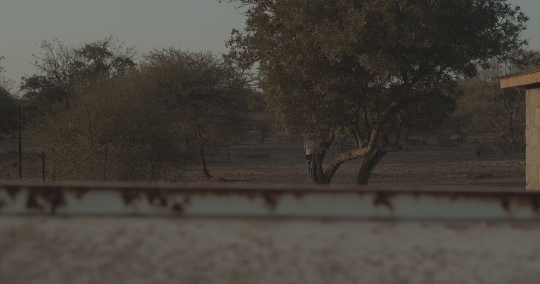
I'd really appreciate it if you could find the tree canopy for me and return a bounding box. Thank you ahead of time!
[21,35,137,104]
[32,70,191,182]
[223,0,529,185]
[0,57,17,136]
[142,48,251,178]
[450,50,540,154]
[29,44,251,181]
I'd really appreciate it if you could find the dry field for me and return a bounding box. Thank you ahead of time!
[178,131,526,189]
[0,131,526,189]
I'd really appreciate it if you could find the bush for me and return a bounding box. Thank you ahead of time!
[32,71,193,181]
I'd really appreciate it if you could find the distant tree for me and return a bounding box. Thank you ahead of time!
[224,0,529,185]
[32,70,192,181]
[251,112,272,143]
[0,57,17,137]
[450,50,540,154]
[246,92,273,143]
[20,75,66,105]
[20,35,137,105]
[0,87,17,137]
[0,56,14,91]
[142,48,251,178]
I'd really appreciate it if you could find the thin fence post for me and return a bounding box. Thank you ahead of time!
[18,105,21,180]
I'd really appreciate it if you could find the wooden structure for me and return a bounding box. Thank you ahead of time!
[500,68,540,190]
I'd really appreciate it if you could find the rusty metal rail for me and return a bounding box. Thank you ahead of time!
[0,182,537,220]
[2,182,540,284]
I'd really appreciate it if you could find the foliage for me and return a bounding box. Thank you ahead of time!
[224,0,529,185]
[250,112,272,143]
[141,48,251,178]
[28,42,251,181]
[20,35,137,105]
[449,51,540,154]
[0,57,17,136]
[0,56,14,91]
[0,87,17,136]
[32,71,192,181]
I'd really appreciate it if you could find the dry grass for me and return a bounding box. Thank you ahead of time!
[178,131,525,189]
[1,131,525,189]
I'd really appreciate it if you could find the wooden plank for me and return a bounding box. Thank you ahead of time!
[500,71,540,88]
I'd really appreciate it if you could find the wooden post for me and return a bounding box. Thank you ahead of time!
[499,68,540,190]
[18,105,22,180]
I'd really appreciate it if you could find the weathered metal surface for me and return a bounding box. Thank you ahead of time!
[0,182,538,220]
[1,217,540,284]
[1,183,540,283]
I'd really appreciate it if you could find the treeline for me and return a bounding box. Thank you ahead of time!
[0,37,256,181]
[3,44,536,183]
[1,47,536,183]
[0,0,537,185]
[446,51,540,154]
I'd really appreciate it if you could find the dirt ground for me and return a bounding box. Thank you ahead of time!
[0,131,526,189]
[177,131,526,189]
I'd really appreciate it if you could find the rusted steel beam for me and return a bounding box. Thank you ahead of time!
[0,182,537,221]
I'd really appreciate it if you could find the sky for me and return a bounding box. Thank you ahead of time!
[1,0,539,89]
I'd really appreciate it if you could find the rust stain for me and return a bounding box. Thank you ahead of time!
[26,193,43,211]
[529,196,540,213]
[120,189,141,206]
[3,183,540,219]
[71,187,89,200]
[145,190,168,208]
[501,198,511,213]
[423,191,540,213]
[512,194,540,214]
[263,192,280,211]
[171,202,184,214]
[373,192,394,211]
[412,191,422,201]
[183,196,191,206]
[48,190,65,214]
[26,189,66,214]
[6,186,19,200]
[293,191,310,201]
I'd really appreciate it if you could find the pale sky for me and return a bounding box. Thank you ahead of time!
[1,0,539,88]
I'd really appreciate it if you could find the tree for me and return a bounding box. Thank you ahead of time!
[20,36,139,148]
[141,48,251,178]
[247,92,272,143]
[223,0,528,185]
[32,70,192,181]
[251,112,272,143]
[0,87,17,137]
[20,35,137,105]
[0,57,17,137]
[0,56,14,91]
[450,50,540,154]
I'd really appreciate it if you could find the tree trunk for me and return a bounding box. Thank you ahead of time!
[260,128,269,143]
[197,143,212,178]
[310,150,329,184]
[356,150,386,186]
